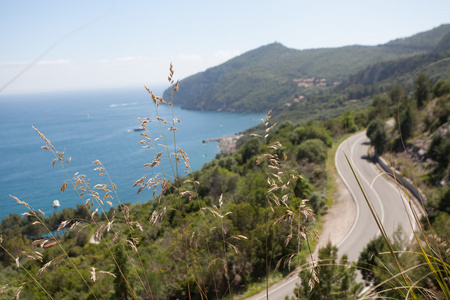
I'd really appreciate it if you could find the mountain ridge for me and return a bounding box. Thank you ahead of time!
[164,24,450,114]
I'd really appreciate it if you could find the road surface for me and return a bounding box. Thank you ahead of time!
[247,130,416,299]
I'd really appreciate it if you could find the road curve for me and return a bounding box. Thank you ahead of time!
[335,131,415,260]
[246,131,416,299]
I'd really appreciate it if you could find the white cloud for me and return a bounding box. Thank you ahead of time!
[177,54,202,62]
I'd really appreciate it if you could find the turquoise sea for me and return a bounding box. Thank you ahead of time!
[0,88,264,220]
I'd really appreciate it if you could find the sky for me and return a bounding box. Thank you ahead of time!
[1,0,449,95]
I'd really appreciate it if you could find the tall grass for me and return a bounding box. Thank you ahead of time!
[345,151,449,298]
[1,65,200,299]
[254,112,320,298]
[0,64,320,299]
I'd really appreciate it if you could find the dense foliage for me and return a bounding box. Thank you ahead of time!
[0,107,341,299]
[293,243,363,300]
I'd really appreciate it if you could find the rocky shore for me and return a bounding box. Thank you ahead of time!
[202,134,244,154]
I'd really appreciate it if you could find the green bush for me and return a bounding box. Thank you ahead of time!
[396,98,417,142]
[433,77,450,97]
[428,133,450,166]
[414,73,432,108]
[295,242,362,299]
[296,139,328,163]
[237,137,261,164]
[366,119,388,154]
[289,124,332,147]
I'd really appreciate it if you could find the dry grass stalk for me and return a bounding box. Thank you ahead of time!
[0,284,9,296]
[4,64,258,299]
[255,110,320,293]
[14,282,27,300]
[37,260,53,276]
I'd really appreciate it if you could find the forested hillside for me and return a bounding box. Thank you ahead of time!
[163,24,450,116]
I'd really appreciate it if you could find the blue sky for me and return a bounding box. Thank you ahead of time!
[1,0,449,94]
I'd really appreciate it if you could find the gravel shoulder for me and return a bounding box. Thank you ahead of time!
[316,166,356,251]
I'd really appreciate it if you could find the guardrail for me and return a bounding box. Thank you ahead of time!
[372,154,427,208]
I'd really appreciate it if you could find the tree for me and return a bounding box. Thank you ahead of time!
[370,95,390,120]
[237,137,261,164]
[396,99,416,142]
[433,78,450,97]
[308,192,326,215]
[357,235,385,285]
[296,139,327,163]
[289,123,332,147]
[389,85,403,106]
[414,73,431,108]
[341,110,357,133]
[294,243,362,299]
[112,244,132,300]
[366,119,388,154]
[356,234,418,299]
[1,234,30,264]
[428,133,450,166]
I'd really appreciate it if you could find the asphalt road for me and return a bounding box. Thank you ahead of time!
[335,131,415,260]
[247,130,416,299]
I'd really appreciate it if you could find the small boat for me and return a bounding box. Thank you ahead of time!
[134,127,145,131]
[53,200,61,207]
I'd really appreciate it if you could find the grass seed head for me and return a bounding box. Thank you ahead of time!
[0,283,9,296]
[14,282,27,300]
[90,267,96,282]
[37,260,52,276]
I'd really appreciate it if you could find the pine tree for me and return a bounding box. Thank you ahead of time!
[293,243,362,299]
[414,73,431,108]
[112,244,131,300]
[366,119,388,154]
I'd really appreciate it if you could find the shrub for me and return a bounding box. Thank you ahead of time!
[290,124,333,147]
[366,119,388,154]
[428,133,450,166]
[433,77,450,97]
[296,139,327,163]
[237,137,261,164]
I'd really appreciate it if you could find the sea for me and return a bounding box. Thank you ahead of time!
[0,87,265,220]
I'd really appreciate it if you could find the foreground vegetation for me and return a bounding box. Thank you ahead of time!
[357,74,450,299]
[0,66,449,299]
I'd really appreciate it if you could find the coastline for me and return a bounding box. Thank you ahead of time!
[202,134,244,154]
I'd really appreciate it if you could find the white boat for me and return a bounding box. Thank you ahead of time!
[53,200,61,207]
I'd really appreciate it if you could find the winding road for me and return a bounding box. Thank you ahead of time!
[334,130,416,260]
[247,130,416,299]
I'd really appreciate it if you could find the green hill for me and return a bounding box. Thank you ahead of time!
[163,24,450,114]
[338,26,450,92]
